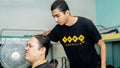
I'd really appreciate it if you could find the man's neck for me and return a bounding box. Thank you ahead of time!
[65,16,78,26]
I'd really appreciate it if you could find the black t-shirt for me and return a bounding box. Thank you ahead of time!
[27,62,52,68]
[48,17,101,68]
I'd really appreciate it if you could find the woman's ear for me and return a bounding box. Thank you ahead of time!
[39,47,46,54]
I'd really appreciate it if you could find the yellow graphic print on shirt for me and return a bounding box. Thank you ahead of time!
[62,34,85,46]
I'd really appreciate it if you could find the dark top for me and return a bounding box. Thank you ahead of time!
[27,62,52,68]
[48,17,101,68]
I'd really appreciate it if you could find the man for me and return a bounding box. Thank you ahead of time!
[25,35,52,68]
[46,0,106,68]
[50,59,58,68]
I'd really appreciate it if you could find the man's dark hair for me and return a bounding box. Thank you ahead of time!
[33,35,52,57]
[51,0,69,13]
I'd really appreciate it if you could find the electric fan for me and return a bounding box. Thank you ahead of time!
[0,39,30,68]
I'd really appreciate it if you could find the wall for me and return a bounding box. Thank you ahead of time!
[96,0,120,28]
[96,0,120,68]
[0,0,55,32]
[0,0,96,32]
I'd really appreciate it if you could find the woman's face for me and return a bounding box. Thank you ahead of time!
[25,37,41,63]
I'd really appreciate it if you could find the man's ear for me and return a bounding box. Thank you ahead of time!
[65,10,70,15]
[40,47,46,54]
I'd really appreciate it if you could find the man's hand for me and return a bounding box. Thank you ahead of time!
[41,30,51,36]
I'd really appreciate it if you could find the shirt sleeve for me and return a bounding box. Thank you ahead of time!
[87,20,102,43]
[47,25,59,42]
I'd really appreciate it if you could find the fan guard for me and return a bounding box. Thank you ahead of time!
[0,39,30,68]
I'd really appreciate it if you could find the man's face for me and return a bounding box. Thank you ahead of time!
[25,37,41,63]
[52,8,68,25]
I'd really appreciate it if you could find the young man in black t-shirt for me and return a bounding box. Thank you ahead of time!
[46,0,106,68]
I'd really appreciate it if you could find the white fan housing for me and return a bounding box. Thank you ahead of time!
[0,39,30,68]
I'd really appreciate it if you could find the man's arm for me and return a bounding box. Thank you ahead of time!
[97,39,106,68]
[42,30,51,36]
